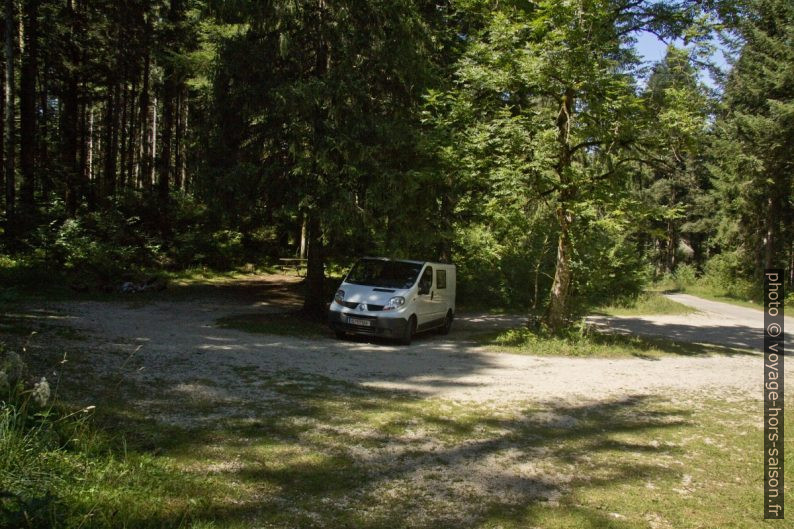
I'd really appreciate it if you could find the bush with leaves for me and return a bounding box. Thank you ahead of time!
[701,253,754,299]
[672,263,698,290]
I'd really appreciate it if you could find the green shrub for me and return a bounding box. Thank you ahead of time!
[701,253,755,299]
[672,263,697,290]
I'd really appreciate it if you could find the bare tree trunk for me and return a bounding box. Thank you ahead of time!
[0,18,5,219]
[62,0,79,216]
[118,82,128,191]
[19,0,38,217]
[38,69,51,199]
[173,84,183,191]
[157,0,183,221]
[179,84,188,190]
[85,107,92,189]
[158,84,174,205]
[545,87,577,331]
[137,50,150,189]
[78,94,87,203]
[148,94,157,188]
[302,213,325,316]
[299,216,307,259]
[302,0,329,316]
[4,0,15,238]
[125,78,137,188]
[102,83,117,199]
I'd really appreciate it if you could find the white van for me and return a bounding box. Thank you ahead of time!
[328,257,456,345]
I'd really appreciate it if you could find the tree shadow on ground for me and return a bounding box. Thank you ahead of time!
[60,365,692,529]
[588,315,790,355]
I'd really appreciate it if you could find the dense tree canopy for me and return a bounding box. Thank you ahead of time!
[0,0,788,323]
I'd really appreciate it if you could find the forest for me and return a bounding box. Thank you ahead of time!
[0,0,791,326]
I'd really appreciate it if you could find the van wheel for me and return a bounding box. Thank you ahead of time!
[438,311,453,335]
[400,316,416,345]
[335,330,347,340]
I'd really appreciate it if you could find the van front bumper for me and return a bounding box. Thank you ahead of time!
[328,309,408,338]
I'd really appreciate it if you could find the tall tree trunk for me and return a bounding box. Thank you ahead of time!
[77,88,88,206]
[137,51,150,189]
[61,0,79,216]
[158,82,174,205]
[302,213,325,315]
[0,18,5,220]
[302,0,329,316]
[102,84,117,199]
[38,69,49,199]
[118,82,129,191]
[148,94,157,189]
[545,87,576,331]
[19,0,38,216]
[547,198,574,330]
[178,83,188,190]
[299,216,307,259]
[125,78,137,188]
[4,0,15,239]
[173,83,183,191]
[85,107,93,192]
[157,0,182,218]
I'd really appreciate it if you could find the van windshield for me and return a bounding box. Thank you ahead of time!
[345,259,423,289]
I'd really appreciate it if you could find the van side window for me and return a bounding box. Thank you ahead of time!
[419,266,433,293]
[436,269,446,289]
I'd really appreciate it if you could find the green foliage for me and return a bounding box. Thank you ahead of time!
[52,213,159,283]
[701,253,755,299]
[640,45,714,274]
[672,263,698,289]
[709,0,794,274]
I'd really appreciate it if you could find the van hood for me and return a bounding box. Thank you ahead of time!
[338,282,411,305]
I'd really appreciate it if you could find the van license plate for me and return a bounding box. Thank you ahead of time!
[348,317,372,327]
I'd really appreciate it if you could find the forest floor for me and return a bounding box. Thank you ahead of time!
[5,273,792,528]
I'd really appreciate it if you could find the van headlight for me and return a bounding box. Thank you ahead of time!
[334,289,345,303]
[383,296,405,311]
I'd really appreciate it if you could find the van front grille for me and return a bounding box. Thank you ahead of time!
[339,301,385,311]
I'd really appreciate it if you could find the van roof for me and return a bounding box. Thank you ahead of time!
[360,257,455,267]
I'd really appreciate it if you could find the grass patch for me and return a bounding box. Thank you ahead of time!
[216,311,330,338]
[593,292,696,316]
[474,325,747,358]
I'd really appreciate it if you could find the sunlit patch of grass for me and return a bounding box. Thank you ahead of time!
[593,292,696,316]
[216,311,330,338]
[474,325,744,358]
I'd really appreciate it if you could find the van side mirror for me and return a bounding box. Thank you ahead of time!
[419,281,431,295]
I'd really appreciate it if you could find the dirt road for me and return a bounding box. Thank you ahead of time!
[588,293,794,351]
[38,277,788,406]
